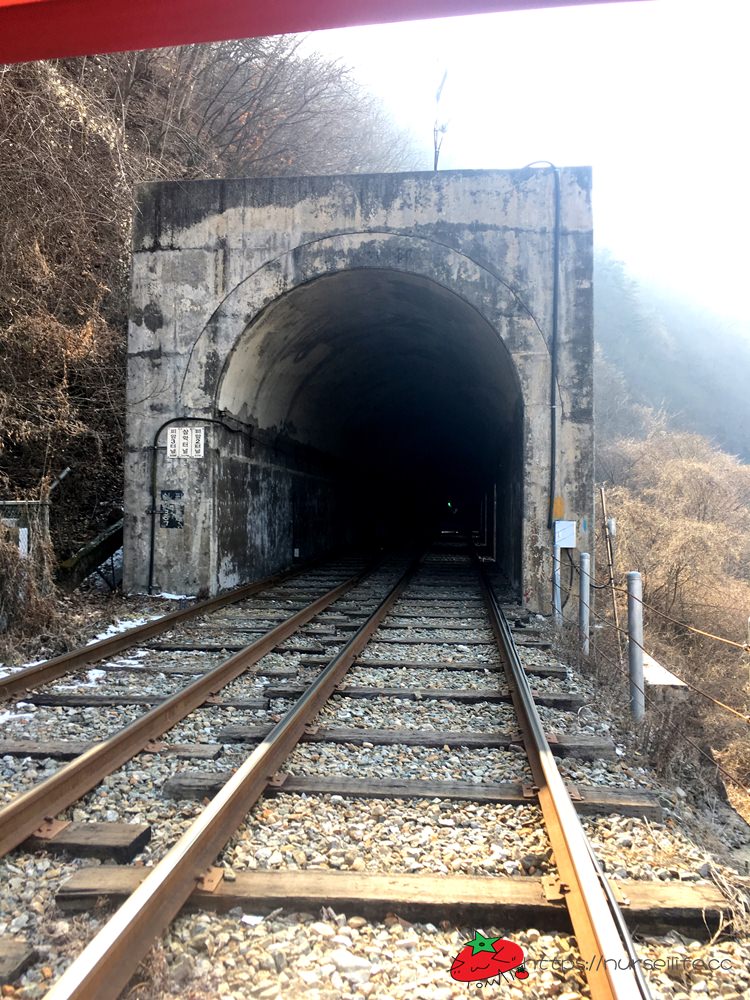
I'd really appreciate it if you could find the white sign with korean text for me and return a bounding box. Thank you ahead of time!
[166,426,205,459]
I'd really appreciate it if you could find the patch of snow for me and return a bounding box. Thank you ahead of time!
[56,667,109,691]
[107,656,145,670]
[87,615,163,644]
[13,659,46,672]
[156,592,194,600]
[0,709,35,724]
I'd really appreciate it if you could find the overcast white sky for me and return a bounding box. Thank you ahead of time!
[307,0,749,328]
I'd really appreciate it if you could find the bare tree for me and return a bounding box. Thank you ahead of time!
[0,40,425,570]
[69,38,424,179]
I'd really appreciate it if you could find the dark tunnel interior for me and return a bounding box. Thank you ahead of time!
[218,269,524,584]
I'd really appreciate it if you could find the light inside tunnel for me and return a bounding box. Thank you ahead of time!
[218,268,524,580]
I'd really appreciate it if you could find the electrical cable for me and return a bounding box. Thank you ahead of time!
[563,556,750,715]
[609,586,750,653]
[587,636,747,790]
[566,526,749,650]
[148,416,248,595]
[585,603,750,725]
[546,595,748,786]
[565,551,616,590]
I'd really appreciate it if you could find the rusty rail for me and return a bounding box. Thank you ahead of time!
[0,567,369,858]
[44,557,419,1000]
[478,567,652,1000]
[0,562,323,701]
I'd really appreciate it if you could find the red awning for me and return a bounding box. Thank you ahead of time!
[0,0,646,65]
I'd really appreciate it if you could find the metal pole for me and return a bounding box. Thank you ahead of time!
[600,486,624,665]
[553,545,562,625]
[627,571,645,722]
[492,482,497,564]
[579,552,590,655]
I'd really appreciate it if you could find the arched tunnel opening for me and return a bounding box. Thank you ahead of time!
[217,269,524,588]
[125,170,595,607]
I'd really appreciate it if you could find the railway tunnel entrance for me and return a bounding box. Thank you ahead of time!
[123,169,594,609]
[216,268,524,583]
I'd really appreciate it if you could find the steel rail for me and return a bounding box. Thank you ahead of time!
[0,567,369,858]
[44,557,419,1000]
[0,562,322,701]
[477,569,652,1000]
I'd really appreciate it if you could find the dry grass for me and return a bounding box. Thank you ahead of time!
[0,519,60,654]
[124,943,170,1000]
[589,426,750,849]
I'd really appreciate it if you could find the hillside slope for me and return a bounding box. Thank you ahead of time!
[594,251,750,460]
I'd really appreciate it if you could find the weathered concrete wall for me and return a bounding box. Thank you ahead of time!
[124,168,593,608]
[214,432,352,584]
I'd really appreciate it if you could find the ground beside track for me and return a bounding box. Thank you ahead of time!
[2,568,750,999]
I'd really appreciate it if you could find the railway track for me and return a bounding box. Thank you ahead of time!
[0,546,732,999]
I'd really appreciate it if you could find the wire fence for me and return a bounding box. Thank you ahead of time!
[560,556,750,716]
[612,586,750,654]
[546,588,749,789]
[584,634,745,789]
[567,553,750,653]
[589,602,750,725]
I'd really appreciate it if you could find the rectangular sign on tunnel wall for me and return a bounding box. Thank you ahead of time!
[159,490,184,529]
[166,426,204,459]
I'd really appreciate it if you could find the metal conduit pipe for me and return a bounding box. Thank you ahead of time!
[147,416,247,595]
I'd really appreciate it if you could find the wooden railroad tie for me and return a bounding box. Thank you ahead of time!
[161,770,662,820]
[23,686,578,709]
[0,727,613,763]
[300,657,567,678]
[23,821,150,862]
[0,740,221,760]
[24,694,269,710]
[55,867,729,937]
[0,939,37,986]
[262,685,583,709]
[215,725,617,761]
[382,613,487,621]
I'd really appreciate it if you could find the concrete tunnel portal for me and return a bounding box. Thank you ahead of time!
[123,169,594,609]
[217,268,523,576]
